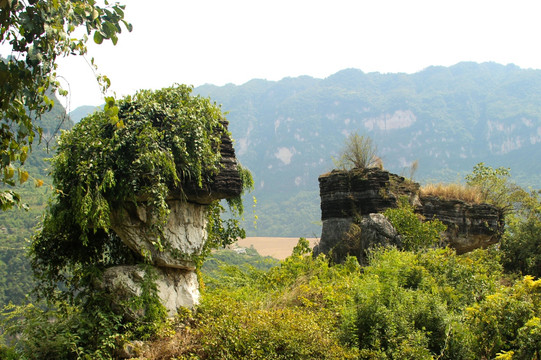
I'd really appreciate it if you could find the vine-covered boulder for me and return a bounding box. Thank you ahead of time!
[31,85,252,320]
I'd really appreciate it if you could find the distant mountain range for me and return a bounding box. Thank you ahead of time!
[69,104,102,123]
[69,62,541,237]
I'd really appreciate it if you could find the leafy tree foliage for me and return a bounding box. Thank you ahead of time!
[465,162,527,212]
[0,0,131,209]
[0,96,72,306]
[130,243,520,360]
[466,276,541,359]
[501,190,541,277]
[5,234,541,358]
[465,162,541,277]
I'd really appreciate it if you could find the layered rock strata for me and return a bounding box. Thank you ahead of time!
[315,168,504,263]
[318,168,420,218]
[420,196,504,254]
[178,119,243,204]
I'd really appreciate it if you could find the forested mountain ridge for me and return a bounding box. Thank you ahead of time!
[192,62,541,236]
[0,95,72,305]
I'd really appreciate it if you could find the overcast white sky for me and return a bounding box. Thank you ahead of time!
[49,0,541,109]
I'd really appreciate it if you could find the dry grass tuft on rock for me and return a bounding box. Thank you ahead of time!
[420,183,483,204]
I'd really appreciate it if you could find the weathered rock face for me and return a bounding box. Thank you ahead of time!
[111,200,208,270]
[420,196,504,254]
[316,168,417,262]
[317,167,505,263]
[315,214,401,265]
[319,168,420,220]
[99,266,199,318]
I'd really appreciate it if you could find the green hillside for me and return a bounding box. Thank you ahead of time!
[0,95,73,305]
[4,62,541,306]
[195,62,541,236]
[2,64,541,359]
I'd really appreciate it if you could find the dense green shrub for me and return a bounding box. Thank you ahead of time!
[464,163,541,278]
[338,247,508,359]
[383,198,446,251]
[466,276,541,359]
[5,85,253,358]
[30,84,252,298]
[21,237,531,359]
[417,247,503,310]
[500,190,541,277]
[0,302,124,360]
[187,294,357,359]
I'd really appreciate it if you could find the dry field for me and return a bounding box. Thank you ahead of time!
[235,237,319,260]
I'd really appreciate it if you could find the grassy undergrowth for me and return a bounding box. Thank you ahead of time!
[2,240,540,359]
[135,240,541,360]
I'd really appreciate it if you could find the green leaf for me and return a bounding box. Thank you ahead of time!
[19,170,29,184]
[103,22,117,38]
[123,20,133,32]
[93,31,103,44]
[5,166,14,179]
[19,147,28,163]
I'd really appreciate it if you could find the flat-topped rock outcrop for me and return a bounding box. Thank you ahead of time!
[180,120,243,204]
[315,168,504,263]
[319,168,420,219]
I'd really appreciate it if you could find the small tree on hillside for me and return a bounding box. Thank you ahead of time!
[465,162,527,213]
[334,132,380,170]
[465,162,541,277]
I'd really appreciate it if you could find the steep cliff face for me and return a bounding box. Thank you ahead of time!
[104,121,243,317]
[315,168,504,263]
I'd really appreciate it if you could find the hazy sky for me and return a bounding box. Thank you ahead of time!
[49,0,541,109]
